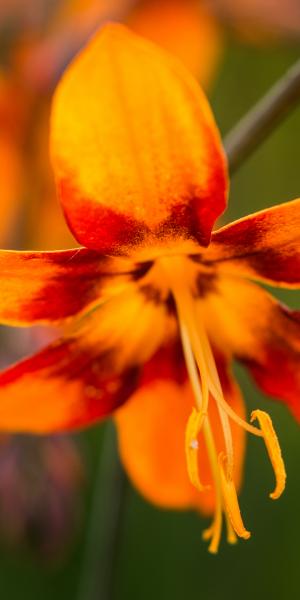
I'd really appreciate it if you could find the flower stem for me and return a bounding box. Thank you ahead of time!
[76,421,126,600]
[224,58,300,173]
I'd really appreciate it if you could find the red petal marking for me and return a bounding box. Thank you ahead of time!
[0,248,135,325]
[140,339,187,385]
[242,309,300,421]
[208,199,300,287]
[59,178,149,255]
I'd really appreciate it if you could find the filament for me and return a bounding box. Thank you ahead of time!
[202,418,223,553]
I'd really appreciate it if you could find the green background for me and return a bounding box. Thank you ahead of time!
[0,34,299,600]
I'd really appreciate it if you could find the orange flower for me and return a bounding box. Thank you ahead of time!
[124,0,221,86]
[22,0,221,91]
[0,74,25,247]
[0,25,298,552]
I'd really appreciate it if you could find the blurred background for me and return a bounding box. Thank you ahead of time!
[0,0,299,598]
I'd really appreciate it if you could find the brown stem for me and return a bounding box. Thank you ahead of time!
[224,58,300,173]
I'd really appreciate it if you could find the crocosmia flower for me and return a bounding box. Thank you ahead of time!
[0,24,298,552]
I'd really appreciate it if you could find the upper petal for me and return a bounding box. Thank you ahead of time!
[207,199,300,288]
[51,24,227,258]
[0,248,136,325]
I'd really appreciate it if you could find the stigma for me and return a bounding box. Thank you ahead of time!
[158,255,286,553]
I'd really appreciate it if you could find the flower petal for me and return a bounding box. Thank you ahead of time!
[126,0,222,84]
[51,24,227,257]
[115,345,245,514]
[202,275,300,419]
[0,337,138,434]
[73,282,176,372]
[0,281,176,433]
[0,248,136,325]
[207,199,300,287]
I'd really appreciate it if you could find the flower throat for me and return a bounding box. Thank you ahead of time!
[159,256,286,553]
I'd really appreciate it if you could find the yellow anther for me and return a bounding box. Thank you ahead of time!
[251,409,286,500]
[185,408,209,492]
[219,453,251,541]
[225,513,238,545]
[202,523,213,541]
[202,516,222,554]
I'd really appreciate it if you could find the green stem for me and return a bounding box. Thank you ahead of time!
[76,422,127,600]
[224,58,300,173]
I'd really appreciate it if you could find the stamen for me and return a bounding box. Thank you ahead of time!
[251,410,286,499]
[208,374,263,437]
[225,513,238,545]
[157,256,258,551]
[169,274,240,551]
[179,320,209,413]
[179,317,223,552]
[202,419,223,553]
[190,316,263,438]
[219,453,251,540]
[185,408,209,491]
[177,292,236,481]
[186,318,235,474]
[191,318,234,475]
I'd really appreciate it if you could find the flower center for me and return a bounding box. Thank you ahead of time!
[158,255,286,553]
